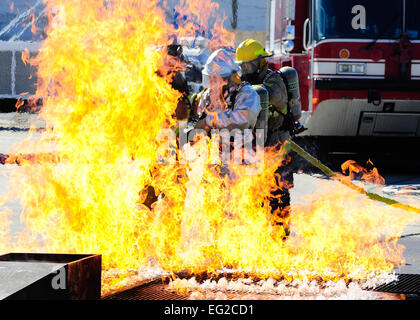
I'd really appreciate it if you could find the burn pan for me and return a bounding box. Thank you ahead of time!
[0,253,101,300]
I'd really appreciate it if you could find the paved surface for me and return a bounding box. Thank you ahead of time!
[372,175,420,274]
[1,112,419,276]
[291,173,420,275]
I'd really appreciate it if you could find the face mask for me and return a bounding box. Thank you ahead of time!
[240,60,259,75]
[167,44,183,59]
[241,72,259,84]
[202,74,211,89]
[202,75,229,90]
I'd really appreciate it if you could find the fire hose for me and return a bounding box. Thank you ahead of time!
[1,140,420,215]
[286,140,420,215]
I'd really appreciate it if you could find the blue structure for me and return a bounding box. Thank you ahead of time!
[0,0,44,100]
[0,0,47,42]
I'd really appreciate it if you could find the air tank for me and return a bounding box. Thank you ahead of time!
[279,66,302,122]
[252,84,269,144]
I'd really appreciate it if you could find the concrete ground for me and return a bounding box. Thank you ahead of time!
[1,112,420,277]
[291,173,420,275]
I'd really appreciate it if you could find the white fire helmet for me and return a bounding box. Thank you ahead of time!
[202,49,241,88]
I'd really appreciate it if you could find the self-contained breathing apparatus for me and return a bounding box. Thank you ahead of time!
[278,66,306,136]
[267,66,306,138]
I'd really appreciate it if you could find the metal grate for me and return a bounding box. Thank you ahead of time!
[103,274,420,300]
[102,280,188,300]
[374,274,420,295]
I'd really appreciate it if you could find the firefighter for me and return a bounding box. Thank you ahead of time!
[143,41,191,210]
[236,39,300,235]
[193,48,261,134]
[157,40,191,121]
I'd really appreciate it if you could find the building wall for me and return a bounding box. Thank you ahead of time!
[217,0,267,31]
[1,0,268,99]
[163,0,268,47]
[233,30,267,47]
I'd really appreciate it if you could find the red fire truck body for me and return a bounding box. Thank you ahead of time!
[267,0,420,142]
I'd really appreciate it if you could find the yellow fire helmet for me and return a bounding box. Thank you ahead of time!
[235,39,273,64]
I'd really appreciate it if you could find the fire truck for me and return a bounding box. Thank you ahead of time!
[267,0,420,157]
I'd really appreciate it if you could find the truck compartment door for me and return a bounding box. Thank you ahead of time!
[359,112,420,136]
